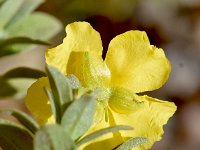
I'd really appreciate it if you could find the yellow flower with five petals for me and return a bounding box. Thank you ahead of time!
[25,22,176,150]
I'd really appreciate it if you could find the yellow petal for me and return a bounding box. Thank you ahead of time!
[25,77,52,125]
[46,22,103,74]
[67,51,110,89]
[105,31,171,93]
[81,95,176,150]
[110,95,177,150]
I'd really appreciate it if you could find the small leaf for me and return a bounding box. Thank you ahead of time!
[76,125,133,147]
[116,137,148,150]
[0,79,17,97]
[0,108,40,134]
[0,37,50,57]
[7,12,62,41]
[1,67,46,79]
[0,37,50,48]
[46,65,73,123]
[0,0,24,29]
[6,0,44,27]
[0,78,35,99]
[61,95,96,140]
[34,124,76,150]
[0,119,33,150]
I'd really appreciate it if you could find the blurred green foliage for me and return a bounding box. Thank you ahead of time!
[0,0,62,99]
[40,0,139,24]
[0,67,46,99]
[0,0,62,57]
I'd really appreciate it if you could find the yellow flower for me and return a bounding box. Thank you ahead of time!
[25,22,176,149]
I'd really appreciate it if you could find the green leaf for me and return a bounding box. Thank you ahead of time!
[34,124,76,150]
[0,0,5,6]
[0,37,50,57]
[6,0,44,27]
[7,12,62,41]
[0,48,15,57]
[0,12,62,56]
[0,108,40,134]
[116,137,148,150]
[46,65,73,123]
[0,37,50,48]
[61,95,96,140]
[0,0,24,29]
[0,119,33,150]
[0,0,62,57]
[0,78,35,99]
[0,79,17,97]
[0,0,44,29]
[1,67,46,79]
[76,125,133,147]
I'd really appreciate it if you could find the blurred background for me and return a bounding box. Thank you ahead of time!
[1,0,200,149]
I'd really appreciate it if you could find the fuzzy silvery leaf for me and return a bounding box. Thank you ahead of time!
[46,66,73,123]
[34,124,76,150]
[61,94,96,140]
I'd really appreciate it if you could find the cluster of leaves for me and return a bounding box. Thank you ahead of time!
[0,0,62,57]
[0,66,147,150]
[0,0,62,99]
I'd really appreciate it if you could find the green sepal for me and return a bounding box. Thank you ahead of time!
[61,94,96,140]
[76,125,133,147]
[0,119,33,150]
[108,87,144,114]
[34,124,76,150]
